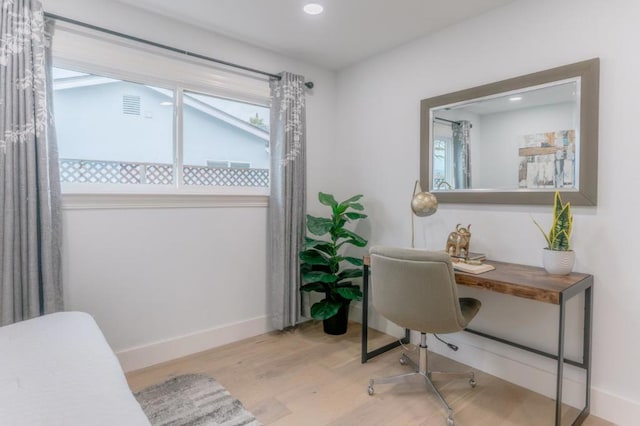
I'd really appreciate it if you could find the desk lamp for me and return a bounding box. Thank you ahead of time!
[411,180,438,248]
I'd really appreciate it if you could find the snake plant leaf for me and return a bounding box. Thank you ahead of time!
[335,286,363,301]
[550,204,572,250]
[299,249,331,265]
[338,268,363,280]
[318,192,338,208]
[532,191,573,251]
[344,256,364,266]
[300,282,326,292]
[302,270,338,283]
[532,217,552,248]
[306,215,333,236]
[310,299,342,320]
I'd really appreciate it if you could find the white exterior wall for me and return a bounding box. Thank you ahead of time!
[55,82,269,168]
[334,0,640,423]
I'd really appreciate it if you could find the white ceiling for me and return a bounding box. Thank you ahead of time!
[116,0,515,70]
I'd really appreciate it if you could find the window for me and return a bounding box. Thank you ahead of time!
[51,27,271,195]
[182,91,269,187]
[432,122,455,190]
[54,69,174,185]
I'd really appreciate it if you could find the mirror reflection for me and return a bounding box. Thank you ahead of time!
[430,79,580,192]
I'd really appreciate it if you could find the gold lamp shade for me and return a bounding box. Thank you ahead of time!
[411,180,438,248]
[411,191,438,217]
[411,180,438,217]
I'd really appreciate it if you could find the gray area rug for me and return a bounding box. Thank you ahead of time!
[134,374,261,426]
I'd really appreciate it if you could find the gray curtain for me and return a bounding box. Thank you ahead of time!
[452,120,472,189]
[268,72,306,330]
[0,1,62,326]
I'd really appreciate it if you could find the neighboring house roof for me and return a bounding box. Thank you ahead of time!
[53,74,269,142]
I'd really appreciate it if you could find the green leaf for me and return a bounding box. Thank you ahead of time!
[342,194,363,204]
[304,237,325,249]
[344,212,368,220]
[299,250,331,265]
[302,270,338,283]
[306,215,333,236]
[335,286,363,301]
[532,217,552,249]
[336,229,368,247]
[304,239,333,255]
[344,256,364,266]
[318,192,338,208]
[550,204,572,250]
[338,268,363,280]
[348,202,364,211]
[300,282,326,292]
[310,299,342,320]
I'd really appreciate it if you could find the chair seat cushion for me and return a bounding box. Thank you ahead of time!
[459,298,481,326]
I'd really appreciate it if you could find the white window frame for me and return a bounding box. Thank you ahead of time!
[53,23,271,208]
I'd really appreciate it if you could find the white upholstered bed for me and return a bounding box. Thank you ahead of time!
[0,312,150,425]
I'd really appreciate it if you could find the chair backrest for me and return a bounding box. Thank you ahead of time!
[369,246,468,334]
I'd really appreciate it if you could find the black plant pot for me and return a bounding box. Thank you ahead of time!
[322,302,350,335]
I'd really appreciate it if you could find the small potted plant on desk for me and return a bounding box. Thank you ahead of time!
[533,191,575,275]
[299,192,368,335]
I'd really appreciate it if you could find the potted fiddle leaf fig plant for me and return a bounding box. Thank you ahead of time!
[533,191,575,275]
[300,192,368,335]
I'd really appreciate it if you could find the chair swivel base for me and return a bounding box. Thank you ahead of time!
[367,340,476,426]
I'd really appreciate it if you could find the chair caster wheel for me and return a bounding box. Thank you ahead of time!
[367,385,374,396]
[469,378,477,388]
[399,355,407,365]
[447,416,454,426]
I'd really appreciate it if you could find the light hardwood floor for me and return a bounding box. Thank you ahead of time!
[126,322,612,426]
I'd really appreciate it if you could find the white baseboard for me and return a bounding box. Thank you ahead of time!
[116,315,273,372]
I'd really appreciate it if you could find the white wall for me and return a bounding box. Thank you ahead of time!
[43,0,337,370]
[477,102,575,189]
[334,0,640,423]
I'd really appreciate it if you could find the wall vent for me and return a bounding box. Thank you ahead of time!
[122,95,141,115]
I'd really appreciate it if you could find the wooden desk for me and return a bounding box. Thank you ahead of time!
[360,256,593,426]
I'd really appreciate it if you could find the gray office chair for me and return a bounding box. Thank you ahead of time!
[367,246,482,426]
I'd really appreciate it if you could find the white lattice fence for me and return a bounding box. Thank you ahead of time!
[59,159,268,187]
[60,159,142,184]
[183,165,269,187]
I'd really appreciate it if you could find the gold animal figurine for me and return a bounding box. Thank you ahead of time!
[446,224,472,259]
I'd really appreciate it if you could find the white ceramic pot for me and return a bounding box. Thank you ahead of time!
[542,249,575,275]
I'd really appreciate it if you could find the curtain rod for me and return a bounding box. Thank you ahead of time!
[44,12,314,89]
[434,117,461,125]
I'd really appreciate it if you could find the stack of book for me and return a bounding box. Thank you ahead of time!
[442,251,494,274]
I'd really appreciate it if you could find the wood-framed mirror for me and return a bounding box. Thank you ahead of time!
[420,58,599,205]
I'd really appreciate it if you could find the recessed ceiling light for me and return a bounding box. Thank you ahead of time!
[160,101,173,106]
[303,3,324,15]
[509,96,523,102]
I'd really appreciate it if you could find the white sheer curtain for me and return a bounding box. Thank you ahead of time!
[268,72,307,330]
[0,1,62,325]
[453,120,472,189]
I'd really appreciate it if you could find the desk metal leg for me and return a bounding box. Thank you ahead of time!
[574,285,593,425]
[361,263,410,363]
[556,294,566,426]
[584,286,593,414]
[361,264,370,364]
